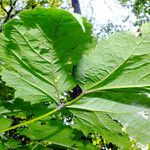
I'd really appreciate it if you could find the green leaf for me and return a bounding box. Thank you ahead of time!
[0,116,12,132]
[0,8,94,104]
[76,23,150,92]
[0,98,56,117]
[0,139,21,150]
[0,102,11,114]
[70,12,85,32]
[18,120,97,149]
[0,7,149,149]
[0,143,7,150]
[72,110,131,149]
[68,92,150,146]
[68,23,150,147]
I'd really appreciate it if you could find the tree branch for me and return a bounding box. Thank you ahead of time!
[2,0,18,24]
[0,0,18,31]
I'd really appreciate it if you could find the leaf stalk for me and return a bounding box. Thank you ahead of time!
[0,92,85,133]
[0,108,58,133]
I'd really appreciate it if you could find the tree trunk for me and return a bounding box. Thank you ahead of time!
[71,0,81,14]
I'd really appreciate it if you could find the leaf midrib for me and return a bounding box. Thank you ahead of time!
[68,106,142,114]
[87,84,150,94]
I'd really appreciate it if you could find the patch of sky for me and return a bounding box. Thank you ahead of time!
[61,0,137,37]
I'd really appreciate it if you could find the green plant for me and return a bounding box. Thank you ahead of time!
[0,8,150,149]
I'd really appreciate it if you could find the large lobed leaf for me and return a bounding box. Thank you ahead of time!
[76,23,150,91]
[68,23,150,147]
[0,8,94,104]
[69,92,150,147]
[0,7,150,149]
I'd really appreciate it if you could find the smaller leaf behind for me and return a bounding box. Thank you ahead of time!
[68,92,150,146]
[17,120,97,149]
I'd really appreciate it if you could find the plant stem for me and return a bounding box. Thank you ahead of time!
[65,92,85,106]
[0,108,58,133]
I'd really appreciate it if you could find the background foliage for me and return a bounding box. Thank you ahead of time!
[119,0,150,26]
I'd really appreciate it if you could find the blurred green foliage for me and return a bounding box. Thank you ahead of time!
[119,0,150,26]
